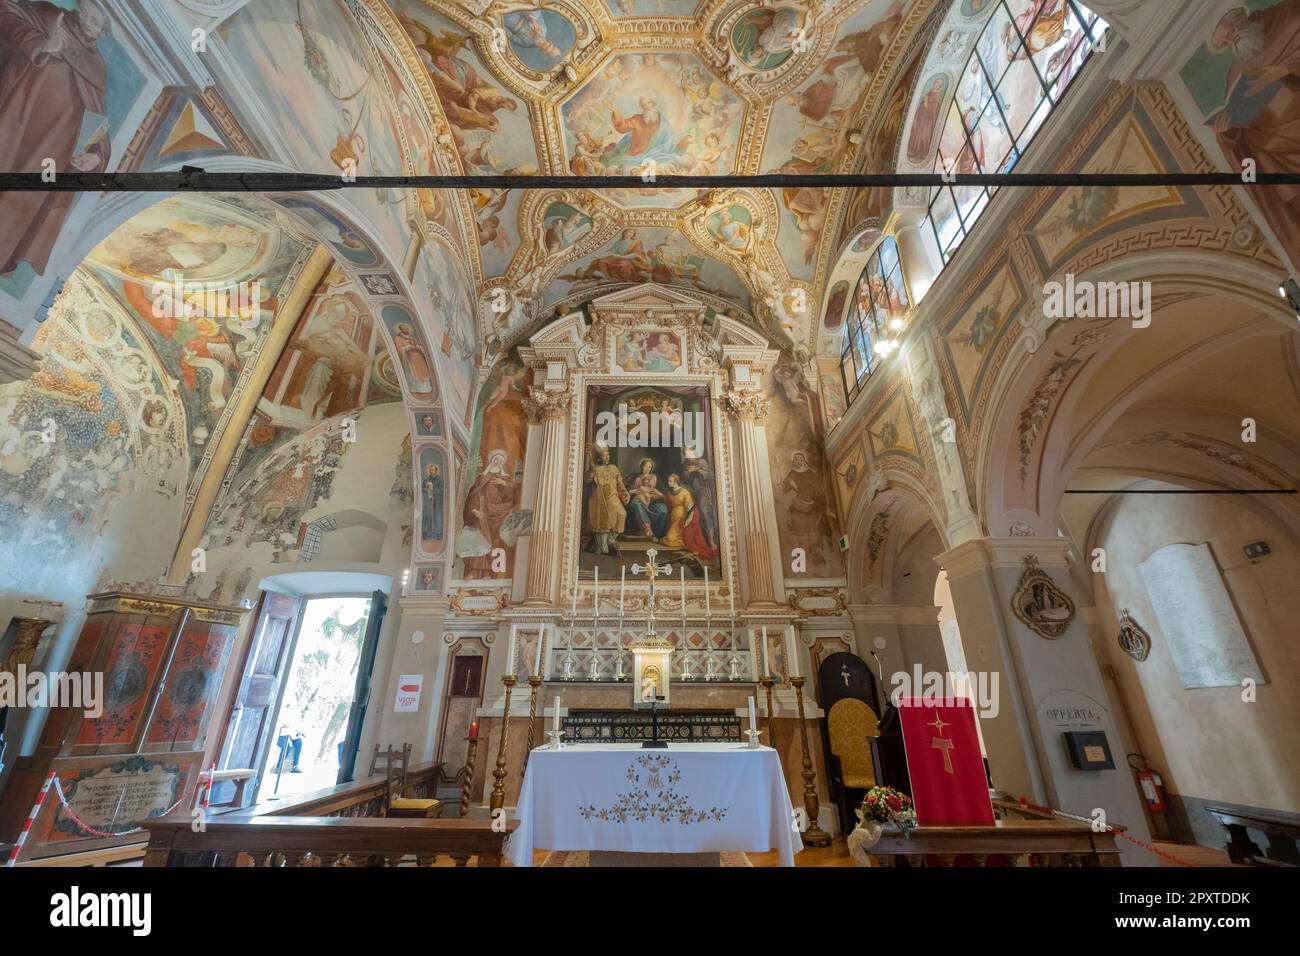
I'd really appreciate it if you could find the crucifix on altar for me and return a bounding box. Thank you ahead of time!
[630,547,675,711]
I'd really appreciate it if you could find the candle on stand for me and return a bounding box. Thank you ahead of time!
[552,696,560,735]
[571,577,578,618]
[619,566,626,615]
[786,628,800,678]
[534,625,547,676]
[468,720,479,741]
[679,566,686,618]
[507,631,518,678]
[728,583,734,619]
[747,696,757,738]
[593,566,599,622]
[704,567,710,617]
[761,625,770,677]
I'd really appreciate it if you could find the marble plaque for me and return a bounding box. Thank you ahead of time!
[1138,543,1263,689]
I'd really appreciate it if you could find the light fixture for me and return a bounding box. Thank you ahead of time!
[1280,277,1300,319]
[888,317,904,331]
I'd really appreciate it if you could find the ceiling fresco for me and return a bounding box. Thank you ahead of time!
[79,195,317,475]
[386,0,945,349]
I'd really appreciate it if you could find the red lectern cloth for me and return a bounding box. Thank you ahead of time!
[897,697,995,826]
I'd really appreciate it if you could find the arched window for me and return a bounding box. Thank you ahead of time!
[924,1,1108,263]
[840,235,907,403]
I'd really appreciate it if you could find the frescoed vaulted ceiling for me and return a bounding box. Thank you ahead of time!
[384,0,944,350]
[384,0,946,348]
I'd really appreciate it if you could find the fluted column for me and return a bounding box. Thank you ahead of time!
[522,388,571,606]
[724,388,779,607]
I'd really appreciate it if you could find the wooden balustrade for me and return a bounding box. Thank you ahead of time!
[143,816,516,867]
[868,819,1122,867]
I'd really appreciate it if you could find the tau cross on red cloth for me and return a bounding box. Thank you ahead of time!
[897,697,994,826]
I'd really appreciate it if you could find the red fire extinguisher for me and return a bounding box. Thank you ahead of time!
[1128,753,1169,838]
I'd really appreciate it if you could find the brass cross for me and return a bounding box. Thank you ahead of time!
[631,548,672,601]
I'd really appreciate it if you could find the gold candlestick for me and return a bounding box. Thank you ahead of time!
[790,675,832,847]
[760,676,777,746]
[459,734,480,818]
[489,674,517,813]
[523,675,543,773]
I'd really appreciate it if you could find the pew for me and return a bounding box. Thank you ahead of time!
[1207,806,1300,867]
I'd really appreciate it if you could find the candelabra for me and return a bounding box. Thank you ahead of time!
[459,731,480,818]
[522,674,543,774]
[489,674,516,813]
[790,675,832,847]
[759,675,777,745]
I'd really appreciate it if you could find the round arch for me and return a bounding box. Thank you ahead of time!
[976,249,1298,536]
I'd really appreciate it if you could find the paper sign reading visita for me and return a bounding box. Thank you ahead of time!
[394,674,423,713]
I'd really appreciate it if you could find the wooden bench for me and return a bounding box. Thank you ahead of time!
[201,768,257,809]
[143,816,517,867]
[1207,806,1299,867]
[869,819,1123,866]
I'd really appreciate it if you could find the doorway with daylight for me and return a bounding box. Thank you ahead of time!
[212,574,390,807]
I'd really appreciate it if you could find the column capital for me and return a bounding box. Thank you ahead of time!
[938,536,1073,578]
[522,387,571,424]
[722,387,771,424]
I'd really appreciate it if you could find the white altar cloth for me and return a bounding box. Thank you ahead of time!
[506,743,802,867]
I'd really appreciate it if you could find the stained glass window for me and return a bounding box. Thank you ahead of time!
[922,1,1108,264]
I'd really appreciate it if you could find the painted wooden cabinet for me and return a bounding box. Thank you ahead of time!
[0,592,246,858]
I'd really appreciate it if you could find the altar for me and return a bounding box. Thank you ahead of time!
[506,743,801,867]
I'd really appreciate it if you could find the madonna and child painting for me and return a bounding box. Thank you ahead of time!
[581,384,721,579]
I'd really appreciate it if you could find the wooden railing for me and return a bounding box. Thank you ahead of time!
[868,819,1122,866]
[243,763,443,819]
[143,816,516,867]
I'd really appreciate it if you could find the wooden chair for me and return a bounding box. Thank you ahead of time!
[826,697,880,832]
[382,744,442,819]
[816,651,891,833]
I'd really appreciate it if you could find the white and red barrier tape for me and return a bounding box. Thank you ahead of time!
[4,770,56,867]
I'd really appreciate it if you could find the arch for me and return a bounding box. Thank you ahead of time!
[844,469,948,605]
[977,249,1298,536]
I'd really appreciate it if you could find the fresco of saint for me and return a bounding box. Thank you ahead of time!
[0,0,113,278]
[1205,1,1300,263]
[421,461,444,545]
[461,449,516,579]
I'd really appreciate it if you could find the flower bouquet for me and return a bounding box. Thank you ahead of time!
[847,786,917,866]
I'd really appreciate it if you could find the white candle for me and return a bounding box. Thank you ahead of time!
[507,631,517,678]
[761,625,770,677]
[679,566,686,618]
[748,695,757,736]
[620,566,626,615]
[704,567,710,617]
[571,577,578,617]
[534,625,546,676]
[786,629,800,678]
[729,582,735,619]
[593,566,599,623]
[552,695,560,735]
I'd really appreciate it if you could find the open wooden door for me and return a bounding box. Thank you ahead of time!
[212,591,303,807]
[336,590,387,784]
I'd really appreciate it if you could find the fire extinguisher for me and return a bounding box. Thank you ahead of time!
[1127,752,1169,837]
